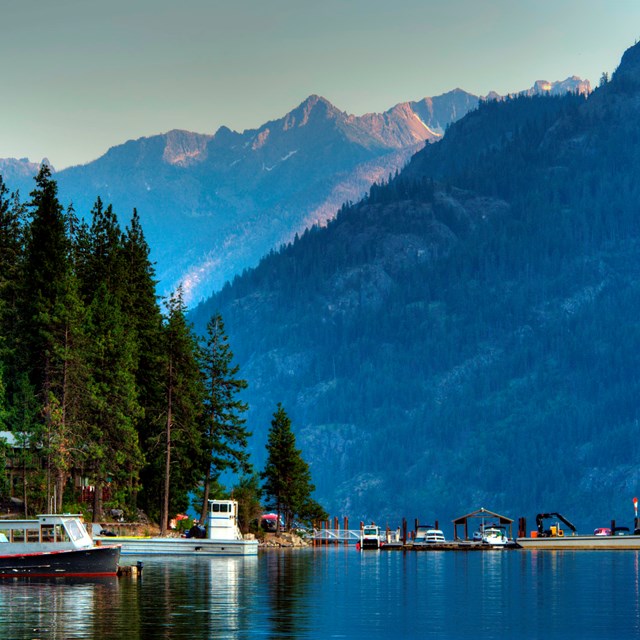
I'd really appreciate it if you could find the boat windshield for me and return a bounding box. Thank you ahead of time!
[363,528,378,536]
[64,519,86,542]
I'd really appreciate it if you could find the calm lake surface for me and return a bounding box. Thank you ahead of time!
[1,547,639,639]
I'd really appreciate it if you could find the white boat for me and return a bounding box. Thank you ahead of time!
[413,525,446,546]
[359,524,382,550]
[100,500,258,556]
[479,525,511,546]
[0,513,121,577]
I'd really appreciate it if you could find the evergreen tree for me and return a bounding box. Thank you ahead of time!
[197,313,251,523]
[232,474,263,534]
[158,288,204,533]
[20,165,82,513]
[84,283,142,520]
[8,374,42,515]
[0,177,25,384]
[0,368,9,498]
[261,404,325,530]
[20,165,70,392]
[122,209,165,514]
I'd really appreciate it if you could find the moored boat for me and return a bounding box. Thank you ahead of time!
[474,524,514,547]
[102,499,258,556]
[413,525,446,546]
[517,512,640,549]
[0,513,120,577]
[517,533,640,550]
[359,524,382,550]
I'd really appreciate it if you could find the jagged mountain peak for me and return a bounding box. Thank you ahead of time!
[281,95,343,130]
[162,129,212,166]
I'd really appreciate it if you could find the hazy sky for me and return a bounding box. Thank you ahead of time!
[1,0,639,169]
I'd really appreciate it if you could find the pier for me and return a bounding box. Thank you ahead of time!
[309,516,520,550]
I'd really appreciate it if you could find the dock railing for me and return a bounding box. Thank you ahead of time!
[310,517,364,545]
[310,528,362,544]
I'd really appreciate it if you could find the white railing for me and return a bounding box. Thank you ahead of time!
[310,529,362,544]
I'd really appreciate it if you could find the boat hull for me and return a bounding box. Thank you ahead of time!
[360,539,380,550]
[113,537,259,556]
[517,535,640,550]
[0,545,121,578]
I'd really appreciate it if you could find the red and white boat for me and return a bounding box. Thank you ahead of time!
[0,513,121,578]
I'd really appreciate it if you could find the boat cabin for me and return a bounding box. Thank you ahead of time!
[0,514,94,553]
[207,500,243,541]
[360,524,381,549]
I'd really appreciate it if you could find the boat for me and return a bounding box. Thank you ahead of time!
[101,499,258,556]
[473,523,513,546]
[517,512,640,549]
[359,524,382,550]
[413,525,446,546]
[0,513,121,577]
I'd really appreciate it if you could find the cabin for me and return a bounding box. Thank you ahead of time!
[0,431,101,509]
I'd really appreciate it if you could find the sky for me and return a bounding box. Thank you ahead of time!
[1,0,639,170]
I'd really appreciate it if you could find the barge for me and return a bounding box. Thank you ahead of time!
[516,512,640,550]
[100,499,258,556]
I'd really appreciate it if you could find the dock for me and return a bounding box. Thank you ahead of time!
[309,516,521,551]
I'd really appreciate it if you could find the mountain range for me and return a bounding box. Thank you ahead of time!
[0,77,588,304]
[187,43,640,528]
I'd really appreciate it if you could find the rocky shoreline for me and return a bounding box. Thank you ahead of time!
[260,532,309,548]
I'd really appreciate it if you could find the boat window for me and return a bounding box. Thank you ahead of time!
[55,524,70,543]
[0,529,9,543]
[211,503,230,513]
[41,524,55,542]
[27,529,40,543]
[11,529,25,543]
[64,520,84,542]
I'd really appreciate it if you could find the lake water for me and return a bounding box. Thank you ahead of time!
[1,547,639,639]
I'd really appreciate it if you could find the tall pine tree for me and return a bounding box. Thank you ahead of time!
[20,165,83,513]
[261,404,326,530]
[122,209,164,514]
[197,313,251,523]
[158,288,203,533]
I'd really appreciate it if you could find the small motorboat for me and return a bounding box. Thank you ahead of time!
[0,513,121,578]
[413,525,446,546]
[473,523,514,547]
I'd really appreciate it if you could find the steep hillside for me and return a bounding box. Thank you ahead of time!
[1,81,586,304]
[191,48,640,528]
[4,94,457,303]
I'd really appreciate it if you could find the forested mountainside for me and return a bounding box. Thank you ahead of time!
[1,80,586,306]
[1,93,468,305]
[191,42,640,529]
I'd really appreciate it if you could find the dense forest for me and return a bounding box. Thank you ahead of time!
[191,41,640,529]
[0,166,327,529]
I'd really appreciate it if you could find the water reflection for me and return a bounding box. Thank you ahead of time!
[263,550,314,638]
[3,549,640,638]
[0,576,119,638]
[131,555,259,639]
